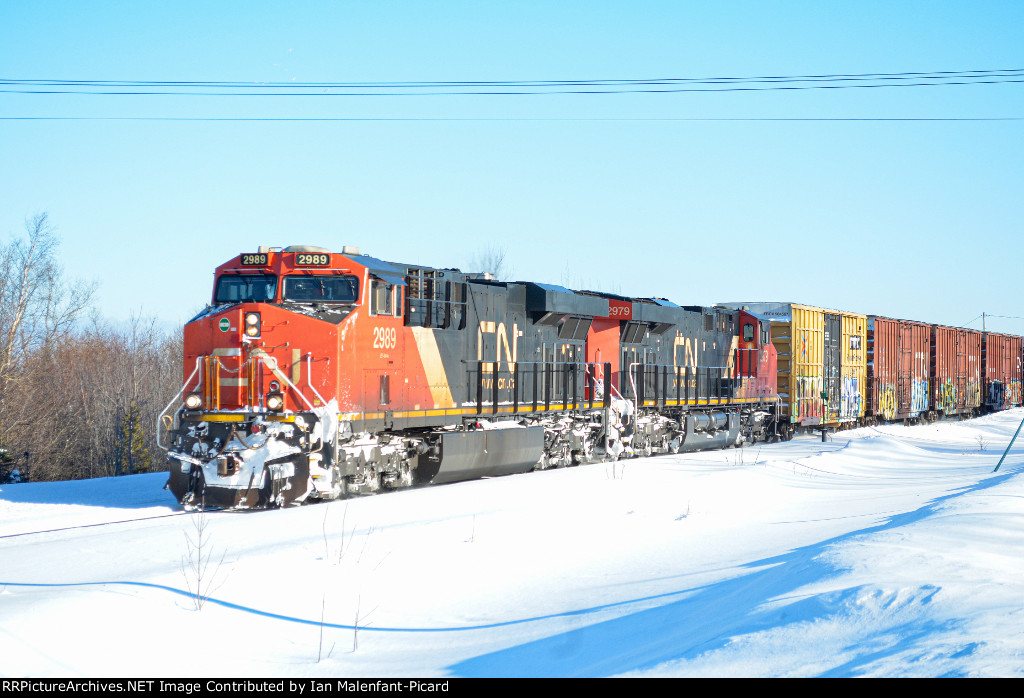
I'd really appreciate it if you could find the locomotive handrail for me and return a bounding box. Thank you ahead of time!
[249,350,319,411]
[305,353,328,407]
[627,361,772,407]
[467,359,612,415]
[156,358,204,452]
[163,351,322,432]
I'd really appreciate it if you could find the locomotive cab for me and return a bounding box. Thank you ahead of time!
[163,245,370,508]
[736,309,769,378]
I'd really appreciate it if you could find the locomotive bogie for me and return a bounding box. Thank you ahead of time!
[166,414,313,510]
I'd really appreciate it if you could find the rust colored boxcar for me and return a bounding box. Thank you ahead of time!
[983,332,1023,410]
[931,325,983,417]
[867,317,931,421]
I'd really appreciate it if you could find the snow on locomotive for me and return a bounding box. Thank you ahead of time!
[161,245,779,509]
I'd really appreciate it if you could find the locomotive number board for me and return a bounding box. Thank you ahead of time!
[294,253,331,267]
[240,253,270,266]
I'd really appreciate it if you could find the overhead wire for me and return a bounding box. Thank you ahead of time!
[3,67,1020,120]
[2,116,1022,122]
[1,67,1023,96]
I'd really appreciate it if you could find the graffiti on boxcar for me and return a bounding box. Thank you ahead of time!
[794,374,823,422]
[965,381,982,409]
[988,381,1005,409]
[879,384,897,421]
[938,379,957,415]
[1009,380,1022,408]
[840,376,862,421]
[910,379,929,416]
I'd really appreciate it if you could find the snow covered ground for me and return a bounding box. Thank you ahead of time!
[2,410,1023,678]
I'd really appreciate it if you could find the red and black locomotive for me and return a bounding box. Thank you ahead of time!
[162,245,779,509]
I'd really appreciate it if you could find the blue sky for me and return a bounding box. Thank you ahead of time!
[2,1,1022,333]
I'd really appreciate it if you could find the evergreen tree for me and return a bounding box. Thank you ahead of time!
[116,402,151,474]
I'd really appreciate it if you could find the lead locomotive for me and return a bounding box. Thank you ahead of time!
[161,246,779,509]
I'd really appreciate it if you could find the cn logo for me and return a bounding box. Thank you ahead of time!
[478,321,521,371]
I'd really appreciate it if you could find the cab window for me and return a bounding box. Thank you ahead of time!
[214,274,277,304]
[370,278,395,316]
[743,323,755,342]
[282,275,359,303]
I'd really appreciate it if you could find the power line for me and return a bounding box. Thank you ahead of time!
[961,313,1024,330]
[4,67,1023,87]
[2,116,1023,122]
[2,68,1023,96]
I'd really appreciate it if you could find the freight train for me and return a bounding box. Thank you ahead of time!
[159,246,1022,510]
[160,245,779,509]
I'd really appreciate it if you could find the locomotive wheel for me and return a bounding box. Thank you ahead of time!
[557,444,571,467]
[257,466,280,509]
[397,461,414,488]
[362,468,382,494]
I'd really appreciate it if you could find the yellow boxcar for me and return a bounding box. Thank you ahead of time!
[840,313,868,422]
[719,303,866,429]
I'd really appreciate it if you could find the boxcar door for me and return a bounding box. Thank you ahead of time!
[824,313,842,422]
[898,322,912,417]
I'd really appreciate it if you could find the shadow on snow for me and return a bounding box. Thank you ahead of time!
[449,464,1021,677]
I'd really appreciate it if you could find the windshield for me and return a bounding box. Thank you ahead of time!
[214,274,277,303]
[283,275,360,303]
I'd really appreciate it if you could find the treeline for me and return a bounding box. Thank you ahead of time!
[0,214,183,482]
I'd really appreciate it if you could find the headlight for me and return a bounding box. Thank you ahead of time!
[184,393,203,410]
[244,312,261,338]
[266,392,284,412]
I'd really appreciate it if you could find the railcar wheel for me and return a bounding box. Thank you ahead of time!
[558,444,572,467]
[397,462,414,488]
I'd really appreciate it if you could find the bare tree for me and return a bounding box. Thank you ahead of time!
[0,214,94,377]
[469,245,513,280]
[181,506,226,611]
[0,214,96,479]
[0,214,187,482]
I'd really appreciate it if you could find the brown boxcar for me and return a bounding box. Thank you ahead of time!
[867,317,931,421]
[983,332,1023,410]
[931,325,983,417]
